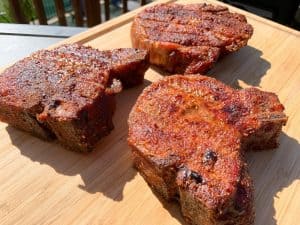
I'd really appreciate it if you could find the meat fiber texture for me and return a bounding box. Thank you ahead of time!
[128,75,287,225]
[0,44,149,152]
[131,3,253,74]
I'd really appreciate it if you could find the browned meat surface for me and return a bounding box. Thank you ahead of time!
[0,44,149,152]
[55,44,149,88]
[131,3,253,74]
[128,75,287,225]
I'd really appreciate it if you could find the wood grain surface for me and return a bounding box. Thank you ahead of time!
[0,0,300,225]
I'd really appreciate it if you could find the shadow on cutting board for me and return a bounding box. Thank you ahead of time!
[6,81,300,224]
[246,132,300,225]
[5,51,298,224]
[7,126,299,224]
[208,45,271,88]
[143,132,300,225]
[6,81,151,202]
[148,45,270,90]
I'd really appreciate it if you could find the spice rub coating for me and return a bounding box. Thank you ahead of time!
[131,3,253,74]
[0,44,149,151]
[128,75,287,225]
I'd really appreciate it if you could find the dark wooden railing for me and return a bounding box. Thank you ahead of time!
[8,0,148,27]
[71,0,83,26]
[85,0,101,27]
[32,0,47,25]
[9,0,28,24]
[54,0,67,26]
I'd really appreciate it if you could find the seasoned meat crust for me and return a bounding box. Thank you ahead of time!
[131,3,253,74]
[128,75,287,225]
[55,44,150,88]
[0,44,149,152]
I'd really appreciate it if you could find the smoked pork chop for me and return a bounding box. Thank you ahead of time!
[0,44,149,152]
[131,3,253,74]
[128,75,287,225]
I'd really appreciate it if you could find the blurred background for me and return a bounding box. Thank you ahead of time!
[220,0,300,30]
[0,0,149,27]
[0,0,299,29]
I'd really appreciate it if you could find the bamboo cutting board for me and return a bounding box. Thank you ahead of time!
[1,0,300,224]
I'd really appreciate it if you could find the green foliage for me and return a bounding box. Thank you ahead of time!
[0,0,12,23]
[22,0,36,21]
[0,0,36,23]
